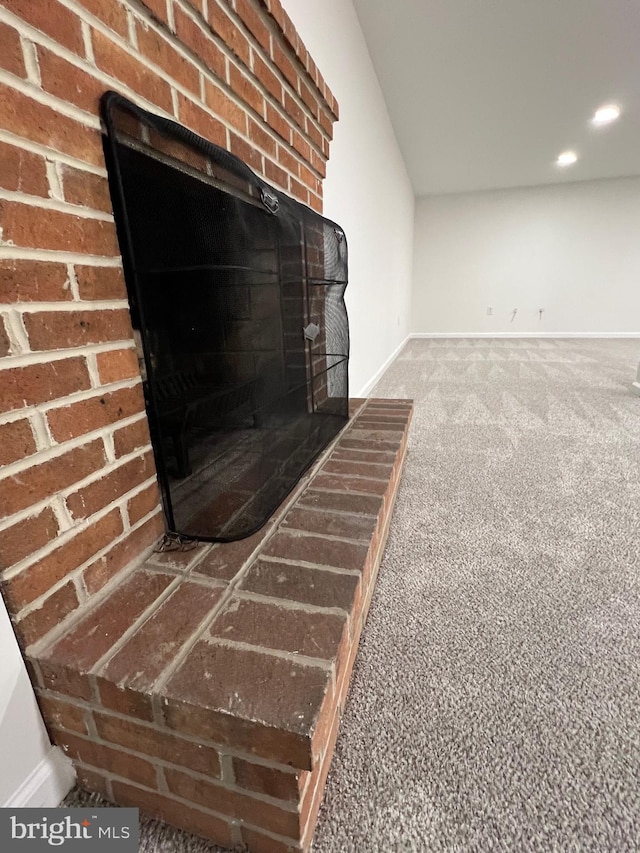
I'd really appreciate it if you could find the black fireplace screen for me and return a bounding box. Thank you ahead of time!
[101,92,349,542]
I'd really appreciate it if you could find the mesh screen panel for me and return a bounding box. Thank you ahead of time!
[101,92,349,541]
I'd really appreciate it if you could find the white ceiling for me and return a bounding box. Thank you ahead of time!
[352,0,640,196]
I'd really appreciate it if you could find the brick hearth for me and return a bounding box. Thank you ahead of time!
[27,398,412,852]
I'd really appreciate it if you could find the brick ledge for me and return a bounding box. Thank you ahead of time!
[29,397,413,852]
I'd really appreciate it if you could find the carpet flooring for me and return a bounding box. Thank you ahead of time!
[65,338,640,852]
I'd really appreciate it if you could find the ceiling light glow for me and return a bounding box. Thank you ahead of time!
[592,104,621,125]
[556,150,578,167]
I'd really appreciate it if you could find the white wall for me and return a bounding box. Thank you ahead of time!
[281,0,415,395]
[0,596,74,807]
[412,176,640,335]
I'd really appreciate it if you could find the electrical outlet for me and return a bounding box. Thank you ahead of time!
[487,307,493,316]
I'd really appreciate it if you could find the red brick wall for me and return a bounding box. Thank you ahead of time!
[0,0,338,649]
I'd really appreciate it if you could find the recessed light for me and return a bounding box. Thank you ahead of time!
[556,150,578,167]
[592,104,621,125]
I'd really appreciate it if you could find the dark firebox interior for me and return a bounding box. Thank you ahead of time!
[101,93,349,541]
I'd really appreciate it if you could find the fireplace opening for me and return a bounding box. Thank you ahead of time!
[101,93,349,542]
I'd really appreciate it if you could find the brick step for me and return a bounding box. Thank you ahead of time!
[28,397,413,853]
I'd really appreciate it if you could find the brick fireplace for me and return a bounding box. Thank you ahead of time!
[0,0,336,658]
[0,1,412,850]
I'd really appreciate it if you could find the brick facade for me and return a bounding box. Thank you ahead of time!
[0,0,338,649]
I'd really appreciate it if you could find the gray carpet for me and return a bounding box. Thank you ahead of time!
[66,338,640,851]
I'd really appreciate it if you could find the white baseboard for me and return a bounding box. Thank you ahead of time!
[356,335,410,397]
[3,747,76,808]
[409,332,640,338]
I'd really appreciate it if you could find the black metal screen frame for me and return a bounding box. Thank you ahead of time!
[100,91,349,542]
